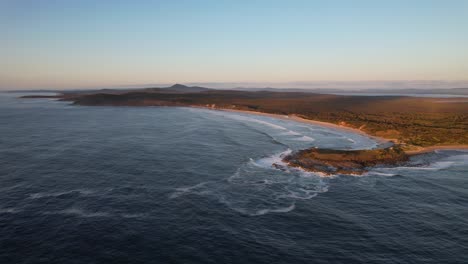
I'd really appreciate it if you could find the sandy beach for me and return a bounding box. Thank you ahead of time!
[205,107,392,144]
[196,106,468,155]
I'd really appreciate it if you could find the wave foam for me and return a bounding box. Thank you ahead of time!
[170,149,330,216]
[281,130,301,136]
[365,153,468,175]
[249,149,292,170]
[0,208,22,214]
[367,171,397,177]
[392,161,455,171]
[294,136,315,142]
[169,181,212,199]
[279,187,320,200]
[44,208,110,218]
[121,213,147,218]
[43,208,147,219]
[205,110,289,131]
[29,189,96,199]
[445,154,468,163]
[248,203,296,216]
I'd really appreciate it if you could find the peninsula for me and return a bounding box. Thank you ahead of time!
[282,145,408,175]
[21,84,468,174]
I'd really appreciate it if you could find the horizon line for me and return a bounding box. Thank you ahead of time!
[2,80,468,91]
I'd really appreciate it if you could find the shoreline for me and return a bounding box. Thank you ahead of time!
[195,106,392,144]
[193,106,468,155]
[20,95,468,155]
[404,145,468,155]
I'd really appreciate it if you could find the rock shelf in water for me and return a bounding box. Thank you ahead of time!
[282,146,408,175]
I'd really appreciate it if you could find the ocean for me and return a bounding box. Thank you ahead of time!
[1,93,467,263]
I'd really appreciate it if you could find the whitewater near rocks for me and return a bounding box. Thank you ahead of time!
[1,93,468,263]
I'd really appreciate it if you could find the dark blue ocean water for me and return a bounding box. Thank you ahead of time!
[1,93,467,263]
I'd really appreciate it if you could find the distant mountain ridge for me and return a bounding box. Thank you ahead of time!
[234,87,468,95]
[6,85,468,96]
[5,84,213,95]
[161,84,212,93]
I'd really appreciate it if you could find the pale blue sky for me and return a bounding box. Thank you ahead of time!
[1,0,468,90]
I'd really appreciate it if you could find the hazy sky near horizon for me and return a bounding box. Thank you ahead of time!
[1,0,468,90]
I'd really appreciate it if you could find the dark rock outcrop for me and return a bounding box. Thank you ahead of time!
[282,146,408,175]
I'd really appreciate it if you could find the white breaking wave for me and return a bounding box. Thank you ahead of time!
[445,154,468,163]
[194,108,381,150]
[0,183,25,192]
[169,148,331,216]
[393,161,455,171]
[0,208,22,214]
[44,208,111,218]
[121,213,148,218]
[203,110,289,131]
[29,189,96,199]
[171,108,410,215]
[294,136,315,142]
[281,130,301,136]
[169,181,213,199]
[200,109,319,143]
[248,118,289,131]
[245,203,296,216]
[367,171,397,177]
[278,186,322,200]
[365,153,468,175]
[249,149,292,169]
[42,208,147,219]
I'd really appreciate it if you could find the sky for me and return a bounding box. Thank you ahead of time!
[1,0,468,90]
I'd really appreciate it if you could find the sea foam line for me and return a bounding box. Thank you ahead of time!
[42,208,148,219]
[29,189,96,199]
